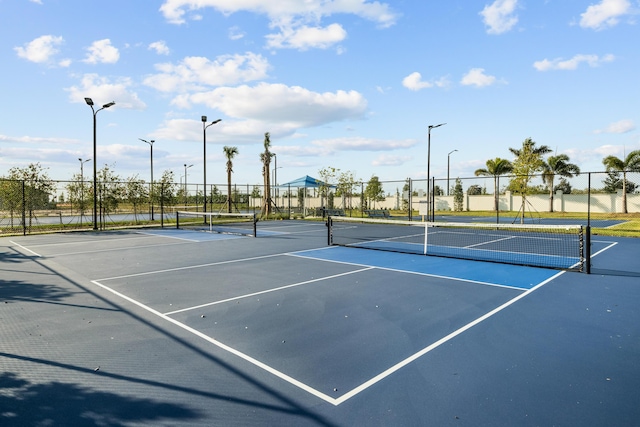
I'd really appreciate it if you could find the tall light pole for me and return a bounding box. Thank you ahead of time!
[78,157,91,224]
[139,138,155,220]
[427,123,446,222]
[85,98,115,230]
[447,149,457,196]
[184,163,193,206]
[202,116,221,212]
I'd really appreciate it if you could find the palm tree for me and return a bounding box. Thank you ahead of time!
[474,157,513,211]
[223,146,238,213]
[259,132,272,216]
[509,138,552,222]
[602,150,640,213]
[543,154,580,212]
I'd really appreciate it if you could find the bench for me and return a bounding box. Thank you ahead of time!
[323,209,345,217]
[365,209,390,219]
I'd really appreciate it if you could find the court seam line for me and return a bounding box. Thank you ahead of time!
[89,279,340,406]
[163,267,375,315]
[95,250,326,282]
[43,241,195,258]
[287,251,528,291]
[12,234,164,248]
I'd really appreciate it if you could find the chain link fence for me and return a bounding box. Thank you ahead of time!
[1,171,638,236]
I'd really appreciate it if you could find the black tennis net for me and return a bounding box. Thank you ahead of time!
[176,211,257,237]
[328,216,585,271]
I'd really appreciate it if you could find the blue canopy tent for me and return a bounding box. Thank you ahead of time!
[277,176,335,216]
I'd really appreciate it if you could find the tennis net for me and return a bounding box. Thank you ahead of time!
[328,216,585,271]
[176,211,257,237]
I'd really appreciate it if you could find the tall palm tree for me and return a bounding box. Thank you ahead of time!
[223,146,238,213]
[474,157,513,211]
[602,150,640,213]
[543,154,580,212]
[259,132,272,216]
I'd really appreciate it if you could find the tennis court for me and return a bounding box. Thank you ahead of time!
[2,219,639,426]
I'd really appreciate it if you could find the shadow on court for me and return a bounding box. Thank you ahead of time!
[0,248,339,426]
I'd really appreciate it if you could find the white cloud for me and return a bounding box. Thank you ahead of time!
[266,23,347,50]
[228,26,245,40]
[159,0,399,28]
[402,72,449,91]
[177,83,368,128]
[460,68,499,87]
[480,0,519,34]
[149,40,170,55]
[275,137,416,158]
[580,0,631,30]
[533,54,615,71]
[594,119,636,134]
[14,35,64,63]
[66,74,146,110]
[144,52,270,92]
[372,154,412,167]
[83,39,120,64]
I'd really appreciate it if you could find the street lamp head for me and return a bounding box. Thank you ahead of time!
[84,98,94,106]
[202,115,207,122]
[102,101,115,109]
[429,122,446,130]
[210,119,221,125]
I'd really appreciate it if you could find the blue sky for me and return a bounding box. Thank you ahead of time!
[1,0,638,187]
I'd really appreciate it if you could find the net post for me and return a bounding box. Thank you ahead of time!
[176,211,180,229]
[584,225,591,274]
[327,216,333,246]
[253,213,257,237]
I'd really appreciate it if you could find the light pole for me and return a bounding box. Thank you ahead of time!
[85,98,115,230]
[447,149,457,196]
[202,116,221,212]
[78,157,91,224]
[184,163,193,206]
[139,138,155,220]
[427,123,446,222]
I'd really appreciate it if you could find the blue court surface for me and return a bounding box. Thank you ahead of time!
[1,220,639,426]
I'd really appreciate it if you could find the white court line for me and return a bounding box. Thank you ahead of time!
[9,240,42,257]
[164,267,374,315]
[287,251,528,291]
[332,269,566,405]
[95,251,319,282]
[91,264,564,406]
[90,279,341,405]
[45,241,194,258]
[13,234,162,248]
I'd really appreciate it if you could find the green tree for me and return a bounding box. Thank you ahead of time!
[156,170,178,208]
[97,164,124,216]
[509,138,551,222]
[474,157,513,211]
[543,154,580,212]
[364,175,385,208]
[6,163,54,227]
[453,178,464,211]
[223,146,239,213]
[318,167,339,209]
[554,178,573,195]
[602,171,637,194]
[259,132,272,216]
[467,184,482,195]
[337,170,358,212]
[602,150,640,213]
[125,175,148,222]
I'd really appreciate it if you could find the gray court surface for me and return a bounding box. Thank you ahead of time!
[1,220,639,426]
